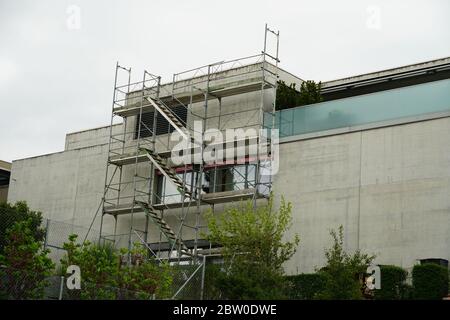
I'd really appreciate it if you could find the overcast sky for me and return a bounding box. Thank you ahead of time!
[1,0,449,162]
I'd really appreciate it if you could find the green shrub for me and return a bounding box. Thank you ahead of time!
[315,226,375,300]
[400,283,414,300]
[373,265,407,300]
[0,219,54,299]
[285,273,327,299]
[276,80,322,110]
[60,235,173,300]
[412,263,449,300]
[0,201,45,255]
[202,263,225,300]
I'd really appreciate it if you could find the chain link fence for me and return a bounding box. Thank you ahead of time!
[0,264,208,300]
[170,261,204,300]
[0,209,211,300]
[0,268,167,300]
[43,219,100,263]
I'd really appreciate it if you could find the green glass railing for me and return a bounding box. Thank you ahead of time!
[265,79,450,137]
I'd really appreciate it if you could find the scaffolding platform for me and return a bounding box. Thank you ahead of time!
[201,188,259,204]
[103,188,263,216]
[113,72,275,117]
[148,239,220,252]
[108,136,269,166]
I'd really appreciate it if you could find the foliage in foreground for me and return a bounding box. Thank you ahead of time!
[373,265,409,300]
[412,263,449,300]
[0,219,54,299]
[0,201,45,255]
[204,194,299,299]
[316,225,375,300]
[276,80,323,110]
[285,273,327,300]
[60,235,173,300]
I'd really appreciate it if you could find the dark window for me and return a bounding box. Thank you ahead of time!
[135,105,187,139]
[0,169,10,186]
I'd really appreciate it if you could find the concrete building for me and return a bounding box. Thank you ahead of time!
[0,160,11,202]
[8,55,450,274]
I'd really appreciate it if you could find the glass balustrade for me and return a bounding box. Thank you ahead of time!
[265,79,450,137]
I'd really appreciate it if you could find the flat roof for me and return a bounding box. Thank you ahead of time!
[0,160,11,172]
[128,57,303,95]
[322,56,450,90]
[65,122,123,136]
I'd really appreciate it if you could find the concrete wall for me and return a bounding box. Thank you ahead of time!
[8,144,108,229]
[276,116,450,274]
[65,123,123,151]
[0,185,8,202]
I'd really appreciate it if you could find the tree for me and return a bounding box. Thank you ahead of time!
[0,219,54,299]
[276,80,322,110]
[284,273,327,300]
[316,225,375,300]
[204,194,299,299]
[60,234,119,299]
[117,244,173,299]
[298,80,323,106]
[60,235,173,300]
[0,201,46,255]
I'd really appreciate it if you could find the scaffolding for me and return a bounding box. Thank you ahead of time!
[95,25,280,266]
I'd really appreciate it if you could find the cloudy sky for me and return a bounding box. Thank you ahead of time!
[1,0,449,162]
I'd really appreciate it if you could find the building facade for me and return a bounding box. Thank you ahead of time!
[0,160,11,202]
[8,56,450,274]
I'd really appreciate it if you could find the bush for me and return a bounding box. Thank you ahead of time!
[60,235,173,300]
[400,283,414,300]
[285,273,326,299]
[202,263,225,300]
[0,201,45,255]
[373,265,408,300]
[0,219,54,299]
[316,226,375,300]
[276,80,322,110]
[412,263,449,300]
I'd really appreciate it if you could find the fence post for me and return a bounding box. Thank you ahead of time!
[171,263,203,300]
[43,219,50,250]
[200,255,206,300]
[58,276,64,300]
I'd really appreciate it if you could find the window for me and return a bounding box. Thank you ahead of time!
[205,164,256,193]
[155,163,258,204]
[135,105,187,139]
